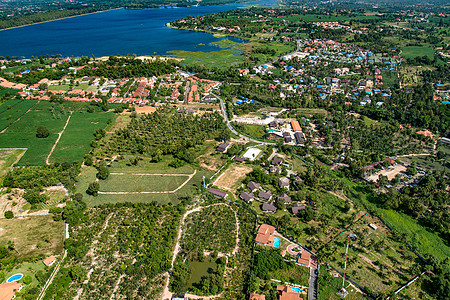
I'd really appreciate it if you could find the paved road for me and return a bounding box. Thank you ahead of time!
[308,268,318,300]
[213,93,276,145]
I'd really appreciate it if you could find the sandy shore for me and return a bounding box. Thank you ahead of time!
[0,7,123,32]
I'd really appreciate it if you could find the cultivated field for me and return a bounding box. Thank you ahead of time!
[0,148,26,178]
[0,100,115,165]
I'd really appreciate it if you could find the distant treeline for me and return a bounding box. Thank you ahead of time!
[0,0,237,30]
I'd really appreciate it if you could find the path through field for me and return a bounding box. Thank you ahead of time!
[45,112,72,165]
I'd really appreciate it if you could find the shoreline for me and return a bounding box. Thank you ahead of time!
[0,7,123,32]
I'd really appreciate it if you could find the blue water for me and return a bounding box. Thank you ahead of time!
[289,286,303,293]
[273,237,280,247]
[0,0,277,58]
[7,274,23,283]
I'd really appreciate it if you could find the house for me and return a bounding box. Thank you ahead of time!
[234,156,245,163]
[369,223,378,230]
[249,294,266,300]
[294,132,305,144]
[416,129,434,138]
[270,166,282,174]
[278,194,291,204]
[293,176,303,186]
[283,132,292,143]
[208,187,228,198]
[277,285,305,300]
[240,192,255,203]
[280,250,287,257]
[292,203,306,216]
[271,157,283,165]
[255,224,275,246]
[43,256,56,267]
[247,181,261,192]
[278,177,290,189]
[172,293,188,300]
[291,120,302,132]
[269,120,278,127]
[0,282,22,300]
[259,190,273,201]
[262,201,277,213]
[296,249,312,267]
[217,143,230,153]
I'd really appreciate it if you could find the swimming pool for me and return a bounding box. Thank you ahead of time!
[273,237,281,247]
[289,286,304,293]
[7,273,23,283]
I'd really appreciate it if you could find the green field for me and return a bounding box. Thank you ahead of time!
[401,46,435,59]
[100,173,189,192]
[78,161,212,207]
[0,132,58,165]
[0,101,116,165]
[0,99,38,131]
[5,109,68,134]
[49,111,114,163]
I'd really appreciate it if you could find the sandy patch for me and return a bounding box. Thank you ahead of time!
[367,164,407,182]
[213,164,253,190]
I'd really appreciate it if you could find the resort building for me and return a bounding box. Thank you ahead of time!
[255,224,276,246]
[0,282,22,300]
[208,187,228,198]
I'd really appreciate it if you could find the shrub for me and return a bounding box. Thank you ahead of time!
[36,126,50,138]
[4,211,13,219]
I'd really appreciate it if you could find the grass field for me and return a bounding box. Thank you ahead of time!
[49,111,114,163]
[318,270,366,300]
[401,46,435,59]
[0,215,65,257]
[381,70,399,88]
[0,100,116,165]
[100,173,189,192]
[0,99,39,131]
[0,132,58,165]
[78,158,213,207]
[5,109,68,134]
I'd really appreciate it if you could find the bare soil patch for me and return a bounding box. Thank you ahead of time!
[214,164,253,190]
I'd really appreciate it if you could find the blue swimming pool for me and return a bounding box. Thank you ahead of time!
[289,286,303,293]
[273,237,281,247]
[7,273,23,283]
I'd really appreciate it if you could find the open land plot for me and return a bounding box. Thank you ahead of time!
[0,215,65,257]
[293,108,329,117]
[213,163,253,190]
[401,46,435,59]
[49,111,114,163]
[197,141,229,171]
[168,48,243,68]
[105,114,131,133]
[0,132,58,165]
[0,99,38,131]
[100,173,190,193]
[0,148,26,178]
[47,84,70,91]
[327,213,422,295]
[366,164,407,182]
[78,165,212,207]
[109,156,195,174]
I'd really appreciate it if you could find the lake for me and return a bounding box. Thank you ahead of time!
[0,0,278,58]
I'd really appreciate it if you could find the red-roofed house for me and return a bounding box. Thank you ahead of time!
[255,224,275,246]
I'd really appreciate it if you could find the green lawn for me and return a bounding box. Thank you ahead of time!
[47,84,70,91]
[401,46,435,59]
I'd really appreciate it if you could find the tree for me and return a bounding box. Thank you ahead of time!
[4,211,13,219]
[87,181,99,196]
[73,193,83,202]
[97,166,110,180]
[36,126,49,138]
[23,275,32,284]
